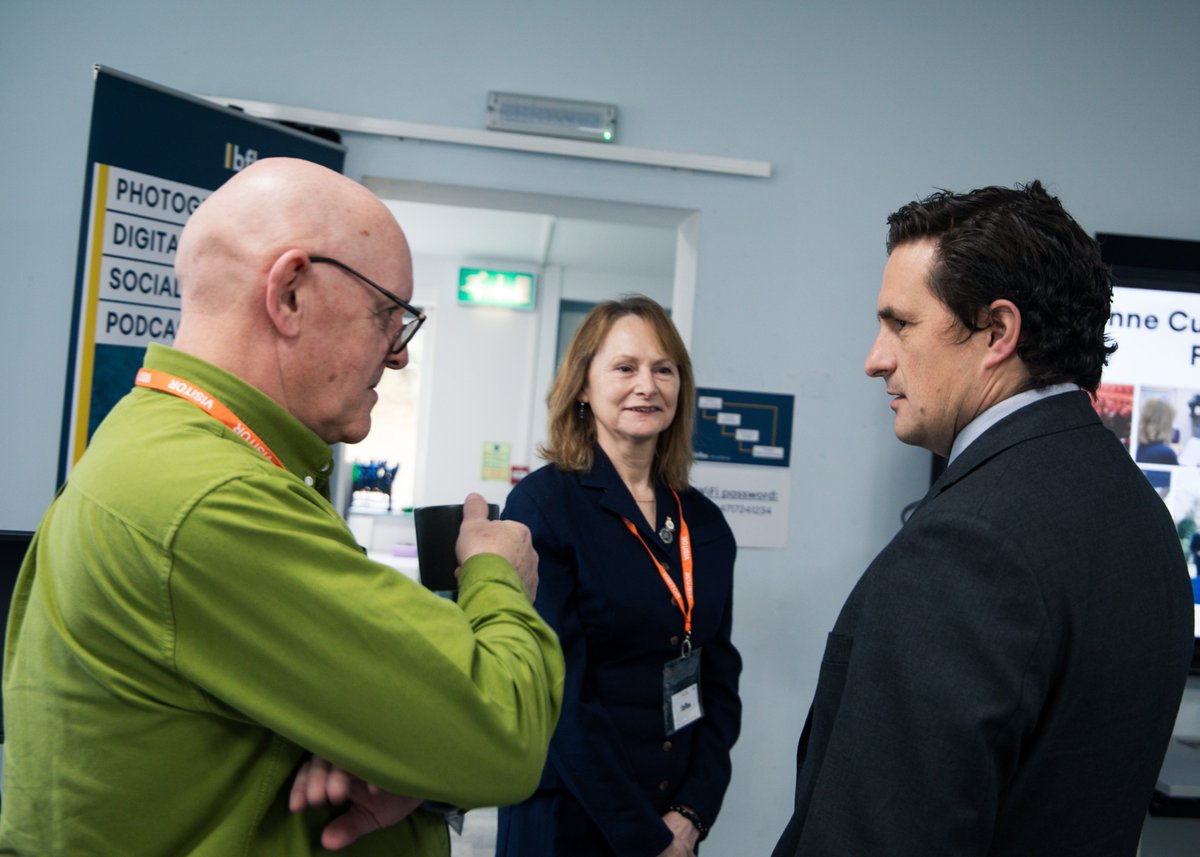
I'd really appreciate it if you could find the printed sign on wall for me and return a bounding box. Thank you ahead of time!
[692,387,795,548]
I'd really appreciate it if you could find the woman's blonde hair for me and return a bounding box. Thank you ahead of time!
[1138,398,1176,446]
[539,295,695,491]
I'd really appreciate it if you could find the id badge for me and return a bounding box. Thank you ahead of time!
[663,647,703,736]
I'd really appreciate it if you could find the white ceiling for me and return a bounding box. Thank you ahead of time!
[382,198,677,279]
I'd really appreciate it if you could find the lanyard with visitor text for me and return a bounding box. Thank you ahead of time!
[625,488,705,735]
[134,368,284,469]
[623,488,694,653]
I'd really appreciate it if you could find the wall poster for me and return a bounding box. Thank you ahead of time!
[60,66,345,479]
[692,386,795,549]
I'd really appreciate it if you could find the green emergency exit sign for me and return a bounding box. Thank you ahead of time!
[457,267,536,309]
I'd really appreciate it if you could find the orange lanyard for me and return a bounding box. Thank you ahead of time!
[623,488,694,640]
[135,367,284,469]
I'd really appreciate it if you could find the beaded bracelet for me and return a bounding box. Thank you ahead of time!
[668,803,709,841]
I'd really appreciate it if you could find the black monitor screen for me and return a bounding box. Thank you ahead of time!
[0,530,33,742]
[1096,232,1200,672]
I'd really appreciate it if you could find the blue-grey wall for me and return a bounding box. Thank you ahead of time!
[3,2,1198,854]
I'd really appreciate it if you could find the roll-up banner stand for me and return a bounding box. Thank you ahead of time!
[60,66,346,481]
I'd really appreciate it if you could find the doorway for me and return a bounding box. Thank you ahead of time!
[334,178,700,520]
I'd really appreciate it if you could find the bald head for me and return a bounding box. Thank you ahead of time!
[176,158,407,314]
[170,158,415,443]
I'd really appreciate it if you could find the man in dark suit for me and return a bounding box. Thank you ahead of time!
[772,181,1194,857]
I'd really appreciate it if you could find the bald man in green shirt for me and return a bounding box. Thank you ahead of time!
[0,158,564,856]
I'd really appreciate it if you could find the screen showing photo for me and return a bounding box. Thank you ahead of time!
[1101,280,1200,639]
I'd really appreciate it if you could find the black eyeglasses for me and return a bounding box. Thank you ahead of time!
[309,255,426,355]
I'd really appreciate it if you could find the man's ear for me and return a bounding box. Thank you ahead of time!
[263,249,310,339]
[980,299,1021,369]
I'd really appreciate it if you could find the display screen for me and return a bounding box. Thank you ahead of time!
[1095,233,1200,665]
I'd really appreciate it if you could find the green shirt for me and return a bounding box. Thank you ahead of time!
[0,344,564,856]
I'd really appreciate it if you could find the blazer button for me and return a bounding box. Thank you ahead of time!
[669,635,680,646]
[658,780,670,792]
[662,740,673,752]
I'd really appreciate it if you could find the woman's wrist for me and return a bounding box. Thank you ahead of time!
[668,803,709,841]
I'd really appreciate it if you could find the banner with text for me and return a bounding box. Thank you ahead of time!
[62,67,344,478]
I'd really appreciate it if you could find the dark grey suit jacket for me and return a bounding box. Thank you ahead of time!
[773,391,1193,857]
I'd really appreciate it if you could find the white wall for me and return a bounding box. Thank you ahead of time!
[409,253,541,508]
[561,268,672,305]
[3,2,1200,854]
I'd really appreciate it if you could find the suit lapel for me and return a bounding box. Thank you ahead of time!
[923,390,1100,505]
[582,444,666,548]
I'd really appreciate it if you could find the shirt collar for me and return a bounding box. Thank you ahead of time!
[949,383,1081,464]
[143,343,336,494]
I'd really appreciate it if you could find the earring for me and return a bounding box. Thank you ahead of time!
[577,401,587,421]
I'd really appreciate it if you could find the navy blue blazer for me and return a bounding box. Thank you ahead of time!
[497,446,742,857]
[772,391,1194,857]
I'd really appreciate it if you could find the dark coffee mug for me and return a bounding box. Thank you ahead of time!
[413,503,500,592]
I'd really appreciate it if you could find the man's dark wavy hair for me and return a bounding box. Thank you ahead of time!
[886,180,1116,393]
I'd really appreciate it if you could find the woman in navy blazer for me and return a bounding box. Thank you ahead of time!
[496,296,742,857]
